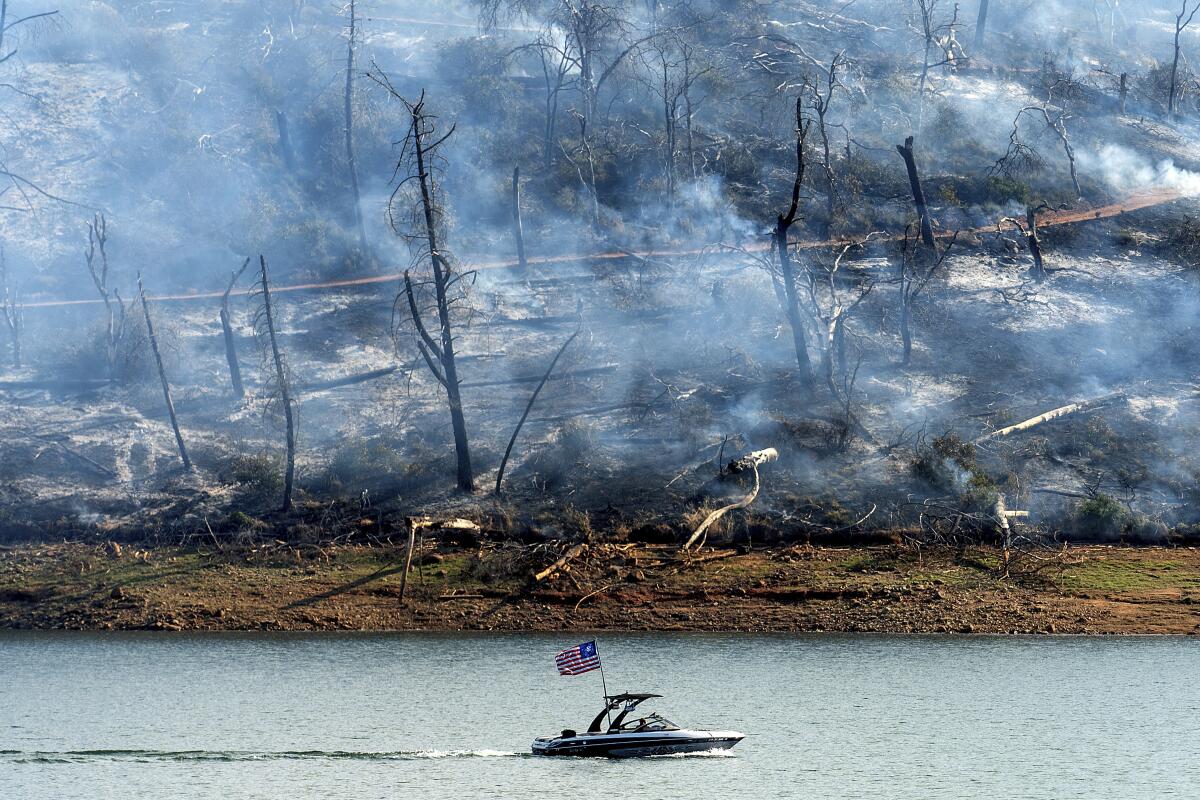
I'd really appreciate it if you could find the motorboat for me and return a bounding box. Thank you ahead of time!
[531,693,744,757]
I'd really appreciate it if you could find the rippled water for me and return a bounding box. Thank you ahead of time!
[1,632,1197,799]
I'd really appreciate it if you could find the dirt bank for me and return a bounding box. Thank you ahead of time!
[2,542,1198,635]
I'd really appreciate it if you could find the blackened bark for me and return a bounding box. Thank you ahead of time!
[776,98,815,391]
[138,275,190,470]
[409,98,474,491]
[896,136,936,247]
[1119,72,1128,115]
[260,255,295,512]
[1025,206,1046,281]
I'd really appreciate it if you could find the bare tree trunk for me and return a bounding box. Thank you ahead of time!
[1025,206,1046,280]
[776,226,814,388]
[1119,72,1128,115]
[221,257,250,398]
[398,520,416,604]
[1170,3,1200,118]
[260,255,296,512]
[85,214,126,382]
[973,0,990,50]
[685,92,696,179]
[512,166,527,271]
[344,0,367,254]
[1,242,21,369]
[896,136,936,247]
[1171,20,1182,118]
[2,294,21,368]
[899,296,913,366]
[138,275,190,470]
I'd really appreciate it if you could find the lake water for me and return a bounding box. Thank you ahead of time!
[1,632,1196,799]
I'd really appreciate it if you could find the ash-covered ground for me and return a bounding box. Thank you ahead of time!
[2,1,1200,548]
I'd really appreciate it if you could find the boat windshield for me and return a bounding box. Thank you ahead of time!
[618,712,679,732]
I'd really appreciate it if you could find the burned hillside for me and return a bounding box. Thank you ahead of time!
[2,0,1200,555]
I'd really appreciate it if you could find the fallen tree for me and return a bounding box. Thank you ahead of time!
[976,391,1126,443]
[682,447,778,550]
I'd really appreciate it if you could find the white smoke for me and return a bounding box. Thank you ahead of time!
[1082,143,1200,196]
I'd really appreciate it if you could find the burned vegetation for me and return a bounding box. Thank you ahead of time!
[2,0,1200,600]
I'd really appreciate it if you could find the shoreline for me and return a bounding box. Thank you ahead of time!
[3,542,1198,635]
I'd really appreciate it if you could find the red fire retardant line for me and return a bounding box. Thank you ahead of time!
[21,187,1185,310]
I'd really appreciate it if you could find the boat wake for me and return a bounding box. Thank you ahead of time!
[649,748,738,758]
[0,748,530,764]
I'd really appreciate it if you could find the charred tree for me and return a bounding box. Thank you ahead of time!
[220,257,251,398]
[896,136,936,248]
[992,106,1081,199]
[257,255,296,512]
[999,203,1054,282]
[0,2,59,66]
[343,0,367,254]
[1024,206,1046,280]
[0,242,21,368]
[275,109,296,173]
[1170,2,1200,119]
[84,214,127,382]
[512,166,528,270]
[495,327,580,496]
[897,229,957,366]
[1119,72,1128,115]
[805,52,846,240]
[973,0,989,50]
[914,0,961,115]
[969,0,988,50]
[775,97,816,392]
[369,76,475,491]
[137,274,190,470]
[561,111,601,229]
[804,237,879,395]
[639,31,713,202]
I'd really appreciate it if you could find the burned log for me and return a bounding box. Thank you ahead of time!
[534,542,588,583]
[683,447,778,550]
[976,391,1126,442]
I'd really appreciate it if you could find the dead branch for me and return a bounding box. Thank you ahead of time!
[533,542,588,582]
[496,326,580,495]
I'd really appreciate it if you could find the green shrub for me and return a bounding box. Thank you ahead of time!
[1074,494,1128,539]
[224,452,283,498]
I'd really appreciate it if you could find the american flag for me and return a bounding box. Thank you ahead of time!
[555,640,601,675]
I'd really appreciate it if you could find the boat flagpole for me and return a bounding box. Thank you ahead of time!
[597,639,612,729]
